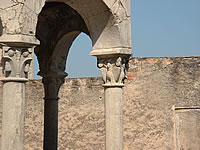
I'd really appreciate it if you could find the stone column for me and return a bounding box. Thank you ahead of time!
[0,44,33,150]
[42,76,65,150]
[97,56,129,150]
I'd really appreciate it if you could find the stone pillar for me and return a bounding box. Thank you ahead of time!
[0,44,33,150]
[97,56,129,150]
[35,44,68,150]
[42,76,65,150]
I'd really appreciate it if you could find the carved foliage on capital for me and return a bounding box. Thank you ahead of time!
[97,56,129,86]
[2,46,33,78]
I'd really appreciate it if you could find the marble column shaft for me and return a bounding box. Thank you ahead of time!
[0,45,33,150]
[1,81,26,150]
[105,87,123,150]
[97,56,129,150]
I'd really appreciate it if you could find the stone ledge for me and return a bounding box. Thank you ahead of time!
[0,34,40,47]
[90,47,132,57]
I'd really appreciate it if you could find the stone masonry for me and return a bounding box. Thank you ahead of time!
[0,56,200,150]
[0,1,199,150]
[0,1,132,149]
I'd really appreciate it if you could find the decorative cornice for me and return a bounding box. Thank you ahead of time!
[97,56,130,87]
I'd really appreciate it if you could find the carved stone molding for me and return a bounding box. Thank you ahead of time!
[42,77,65,101]
[97,56,129,87]
[1,45,33,80]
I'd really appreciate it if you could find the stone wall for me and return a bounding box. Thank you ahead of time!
[0,56,200,150]
[24,78,105,150]
[125,57,200,150]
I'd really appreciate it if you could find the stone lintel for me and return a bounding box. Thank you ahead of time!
[0,34,40,47]
[90,47,132,57]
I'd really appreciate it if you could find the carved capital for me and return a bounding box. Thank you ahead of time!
[1,45,33,79]
[97,56,129,87]
[36,55,68,78]
[42,77,65,101]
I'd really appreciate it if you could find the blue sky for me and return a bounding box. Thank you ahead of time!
[34,0,200,79]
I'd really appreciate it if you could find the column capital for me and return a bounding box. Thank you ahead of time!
[36,55,68,79]
[97,55,130,87]
[1,44,33,81]
[42,76,65,101]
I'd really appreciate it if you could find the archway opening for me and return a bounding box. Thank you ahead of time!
[66,32,100,78]
[34,2,91,79]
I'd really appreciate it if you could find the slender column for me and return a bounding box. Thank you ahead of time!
[105,86,123,150]
[42,77,64,150]
[0,45,33,150]
[97,56,129,150]
[36,46,68,149]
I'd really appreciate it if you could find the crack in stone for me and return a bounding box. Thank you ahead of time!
[0,3,19,10]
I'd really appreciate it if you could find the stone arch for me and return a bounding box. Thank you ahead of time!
[0,1,132,150]
[0,0,131,55]
[35,2,90,77]
[44,0,132,55]
[35,3,94,149]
